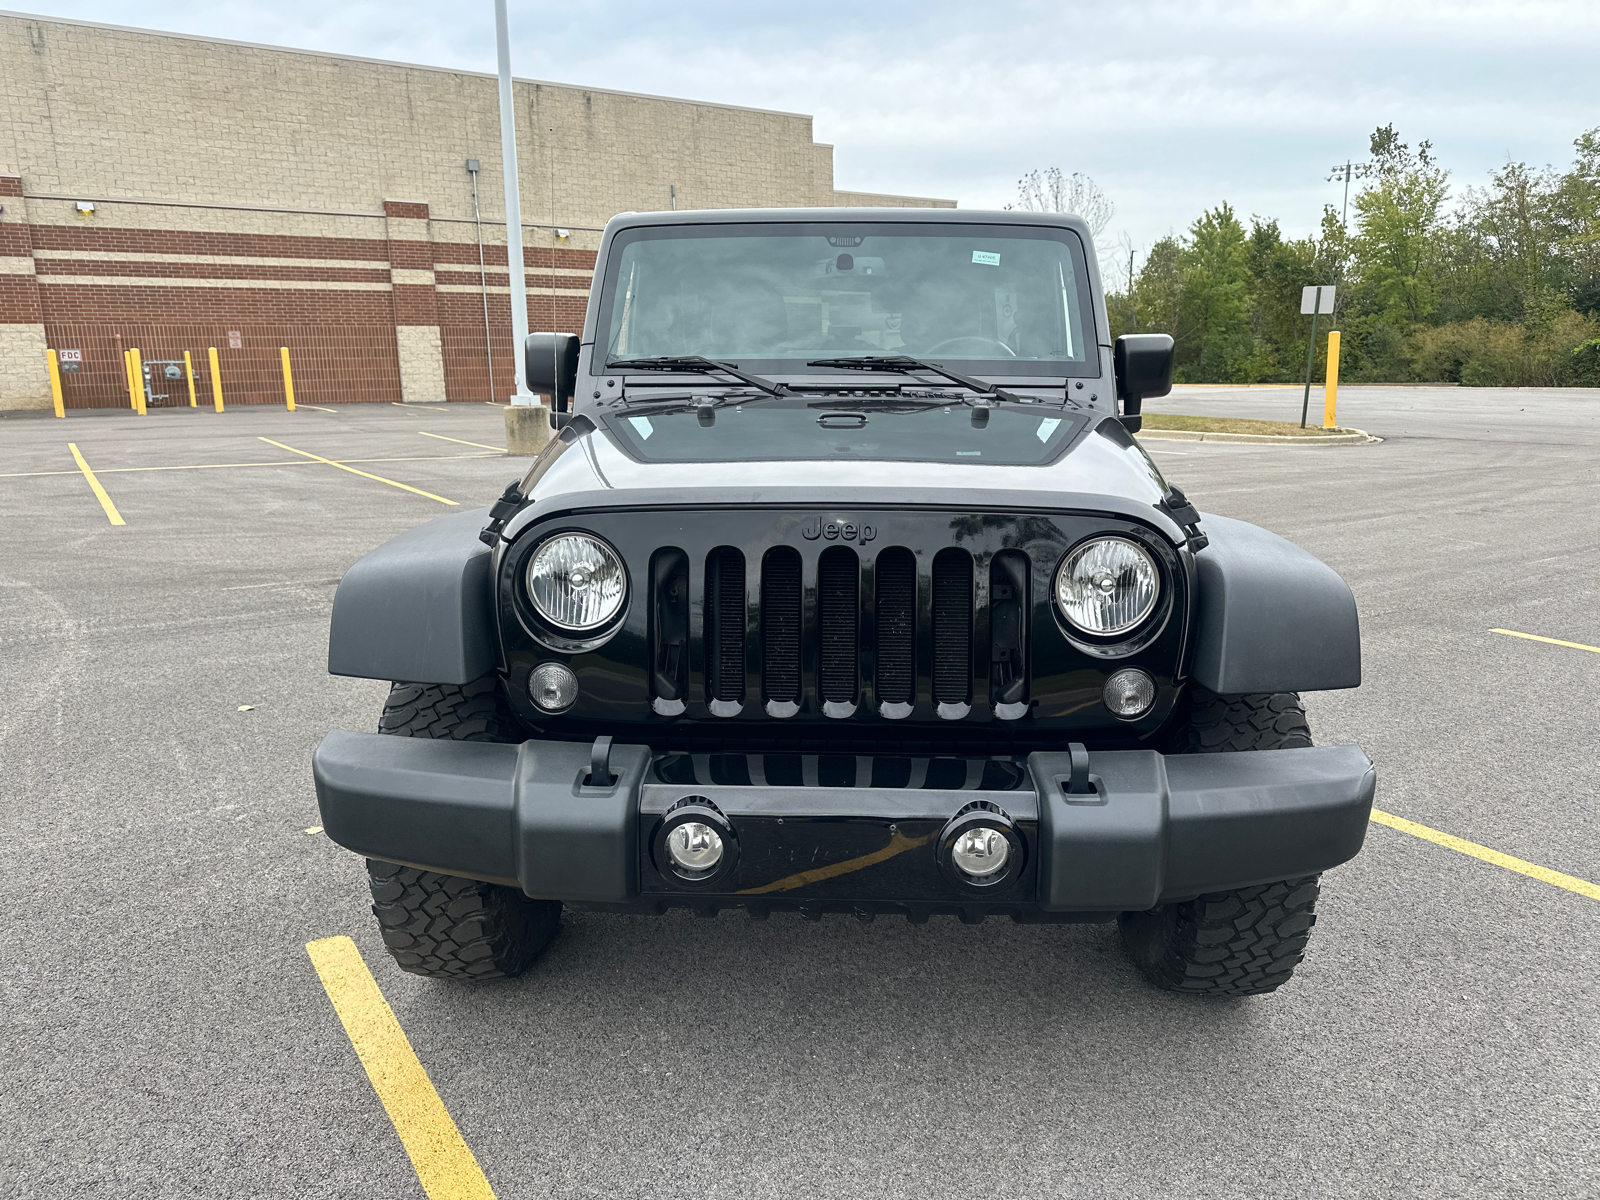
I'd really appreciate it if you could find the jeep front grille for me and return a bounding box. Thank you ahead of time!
[650,541,996,721]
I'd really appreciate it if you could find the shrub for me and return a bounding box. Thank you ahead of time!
[1409,312,1600,385]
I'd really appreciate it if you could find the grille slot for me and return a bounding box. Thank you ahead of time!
[932,548,973,705]
[649,548,690,702]
[874,547,916,705]
[705,547,745,702]
[989,550,1029,706]
[760,547,802,704]
[818,547,860,703]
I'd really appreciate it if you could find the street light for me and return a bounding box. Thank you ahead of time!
[1326,160,1371,231]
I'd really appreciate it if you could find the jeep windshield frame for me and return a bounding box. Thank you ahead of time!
[592,220,1099,380]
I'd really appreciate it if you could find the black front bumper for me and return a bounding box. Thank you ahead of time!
[312,732,1376,916]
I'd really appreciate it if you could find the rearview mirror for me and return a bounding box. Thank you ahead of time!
[525,333,580,410]
[1113,334,1175,434]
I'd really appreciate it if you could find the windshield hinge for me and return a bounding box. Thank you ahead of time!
[1158,485,1209,553]
[478,480,527,547]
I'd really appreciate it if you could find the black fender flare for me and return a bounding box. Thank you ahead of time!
[327,507,497,684]
[1188,514,1360,694]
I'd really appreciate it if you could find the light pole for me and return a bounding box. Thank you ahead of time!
[1326,159,1370,231]
[495,0,535,404]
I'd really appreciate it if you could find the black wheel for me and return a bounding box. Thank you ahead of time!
[1120,688,1320,996]
[367,676,559,980]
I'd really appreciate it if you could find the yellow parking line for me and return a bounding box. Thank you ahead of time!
[306,937,497,1200]
[296,404,339,414]
[420,431,506,453]
[259,438,457,505]
[1491,628,1600,655]
[1371,809,1599,901]
[67,443,125,525]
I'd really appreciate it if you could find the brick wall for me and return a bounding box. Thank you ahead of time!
[0,12,955,409]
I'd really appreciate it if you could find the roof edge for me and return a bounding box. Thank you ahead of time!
[0,8,816,121]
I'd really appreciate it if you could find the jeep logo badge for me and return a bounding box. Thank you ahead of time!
[801,518,876,544]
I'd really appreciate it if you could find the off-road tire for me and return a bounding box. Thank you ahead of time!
[1170,687,1312,753]
[366,861,560,980]
[378,676,521,742]
[1121,688,1319,996]
[367,675,559,980]
[1118,876,1321,996]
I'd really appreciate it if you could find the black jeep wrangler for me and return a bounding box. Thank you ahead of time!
[313,208,1374,997]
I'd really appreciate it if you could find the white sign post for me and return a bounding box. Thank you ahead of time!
[1300,285,1336,427]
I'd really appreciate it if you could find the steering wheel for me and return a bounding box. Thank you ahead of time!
[925,336,1016,357]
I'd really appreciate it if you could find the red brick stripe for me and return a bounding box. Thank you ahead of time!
[37,283,400,321]
[0,275,44,322]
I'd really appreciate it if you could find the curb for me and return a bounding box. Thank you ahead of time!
[1137,427,1379,446]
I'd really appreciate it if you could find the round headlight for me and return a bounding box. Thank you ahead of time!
[1054,537,1159,636]
[526,534,626,631]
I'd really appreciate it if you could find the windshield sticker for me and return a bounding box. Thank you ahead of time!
[628,416,654,440]
[971,250,1001,266]
[1036,418,1061,442]
[956,450,981,456]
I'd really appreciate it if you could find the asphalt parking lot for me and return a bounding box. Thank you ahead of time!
[3,387,1596,1199]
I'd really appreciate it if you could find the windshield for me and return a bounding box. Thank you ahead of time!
[600,402,1089,465]
[596,222,1096,377]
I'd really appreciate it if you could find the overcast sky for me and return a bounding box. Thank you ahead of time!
[17,1,1600,266]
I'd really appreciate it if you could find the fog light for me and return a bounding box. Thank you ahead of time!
[1103,668,1156,719]
[950,826,1010,878]
[666,821,724,875]
[529,662,579,712]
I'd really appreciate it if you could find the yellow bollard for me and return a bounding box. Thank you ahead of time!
[208,346,224,412]
[124,350,137,410]
[1323,330,1342,429]
[184,351,197,407]
[131,348,147,415]
[46,349,66,418]
[280,346,296,411]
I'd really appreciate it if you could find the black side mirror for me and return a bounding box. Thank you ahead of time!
[525,333,580,409]
[1113,334,1175,434]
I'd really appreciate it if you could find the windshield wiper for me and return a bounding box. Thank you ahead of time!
[605,356,789,397]
[806,355,1032,404]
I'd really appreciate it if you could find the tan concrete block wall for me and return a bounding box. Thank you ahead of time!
[395,324,447,401]
[0,323,51,410]
[0,13,951,231]
[831,191,958,209]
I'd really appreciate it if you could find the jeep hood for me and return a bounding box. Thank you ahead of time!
[501,413,1185,545]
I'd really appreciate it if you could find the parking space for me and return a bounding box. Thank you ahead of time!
[3,392,1596,1198]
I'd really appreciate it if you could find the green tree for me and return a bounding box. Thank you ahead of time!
[1177,204,1257,381]
[1552,127,1600,315]
[1351,125,1450,327]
